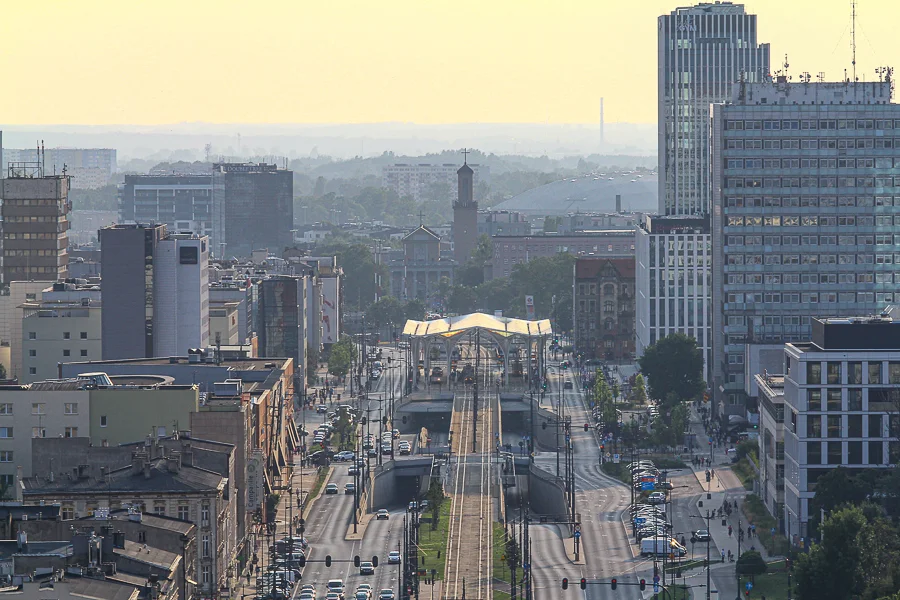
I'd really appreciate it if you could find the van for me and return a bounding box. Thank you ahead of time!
[640,537,686,557]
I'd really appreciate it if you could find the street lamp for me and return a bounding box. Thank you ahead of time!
[691,512,714,600]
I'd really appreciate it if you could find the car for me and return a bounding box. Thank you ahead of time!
[335,451,355,462]
[564,381,573,390]
[355,593,369,600]
[325,594,341,600]
[408,501,418,511]
[348,466,360,476]
[345,482,356,494]
[367,448,378,457]
[392,429,400,439]
[691,530,711,543]
[378,590,395,600]
[376,509,390,520]
[325,483,339,494]
[356,585,373,597]
[658,481,675,490]
[326,580,345,597]
[398,445,411,456]
[382,445,393,456]
[647,492,667,505]
[317,404,328,414]
[359,561,375,575]
[388,550,401,564]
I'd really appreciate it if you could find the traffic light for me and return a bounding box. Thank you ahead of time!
[580,578,587,590]
[600,444,605,452]
[639,579,646,591]
[382,416,388,426]
[354,555,361,567]
[611,578,617,590]
[542,421,548,430]
[325,555,332,567]
[584,423,589,431]
[745,591,750,597]
[561,578,568,590]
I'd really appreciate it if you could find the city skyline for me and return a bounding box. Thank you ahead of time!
[0,0,893,126]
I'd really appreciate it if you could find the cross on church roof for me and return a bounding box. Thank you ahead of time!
[418,209,424,226]
[461,148,469,164]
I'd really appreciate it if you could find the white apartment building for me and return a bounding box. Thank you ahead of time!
[21,304,101,384]
[3,149,116,189]
[635,216,712,381]
[778,316,900,541]
[154,235,210,356]
[382,163,489,203]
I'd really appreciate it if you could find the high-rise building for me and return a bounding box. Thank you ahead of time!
[2,148,116,189]
[211,163,293,258]
[453,162,478,264]
[711,79,897,417]
[0,173,71,284]
[100,224,209,359]
[381,163,489,203]
[118,174,213,237]
[257,276,307,384]
[658,2,770,217]
[637,2,770,380]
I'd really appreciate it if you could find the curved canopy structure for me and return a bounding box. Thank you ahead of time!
[402,312,552,339]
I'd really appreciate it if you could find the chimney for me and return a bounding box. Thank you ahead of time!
[131,452,144,475]
[143,458,151,480]
[615,194,622,213]
[166,451,181,473]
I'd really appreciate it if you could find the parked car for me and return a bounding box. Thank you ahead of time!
[564,381,573,390]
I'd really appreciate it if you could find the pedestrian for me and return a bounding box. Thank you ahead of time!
[747,525,752,538]
[728,525,733,537]
[721,549,726,563]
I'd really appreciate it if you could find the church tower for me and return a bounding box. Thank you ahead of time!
[453,152,478,264]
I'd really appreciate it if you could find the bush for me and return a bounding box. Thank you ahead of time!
[736,439,758,462]
[736,551,767,578]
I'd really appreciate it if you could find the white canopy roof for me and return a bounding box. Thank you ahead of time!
[402,312,552,339]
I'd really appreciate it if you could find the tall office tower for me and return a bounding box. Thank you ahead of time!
[637,2,770,382]
[711,78,897,418]
[100,224,210,359]
[153,234,210,356]
[211,163,293,258]
[658,1,770,217]
[100,224,167,359]
[0,171,71,284]
[453,161,478,264]
[258,276,307,383]
[118,175,213,236]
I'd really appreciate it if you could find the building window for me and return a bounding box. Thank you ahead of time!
[202,534,210,558]
[100,416,107,427]
[848,389,862,411]
[64,403,78,415]
[0,475,12,488]
[807,442,822,464]
[80,332,87,339]
[847,362,862,385]
[890,363,900,384]
[869,362,883,384]
[0,404,12,416]
[0,428,12,439]
[807,389,822,411]
[848,441,863,464]
[64,427,78,438]
[178,504,189,521]
[806,417,821,438]
[807,362,821,384]
[849,415,863,437]
[31,403,45,415]
[826,362,842,384]
[827,415,842,438]
[28,350,36,358]
[138,531,146,543]
[201,565,210,586]
[826,389,842,412]
[28,368,36,376]
[61,506,75,520]
[154,502,165,516]
[201,503,210,526]
[827,441,843,465]
[869,441,884,464]
[63,332,70,340]
[603,301,614,314]
[32,427,46,438]
[63,350,70,357]
[869,414,883,437]
[0,451,12,463]
[27,332,35,340]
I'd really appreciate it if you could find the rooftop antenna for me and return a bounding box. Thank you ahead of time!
[783,54,790,80]
[800,71,811,84]
[851,0,857,82]
[817,72,826,83]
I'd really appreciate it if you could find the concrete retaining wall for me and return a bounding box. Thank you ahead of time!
[528,464,567,517]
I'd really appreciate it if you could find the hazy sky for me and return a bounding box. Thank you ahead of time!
[0,0,894,125]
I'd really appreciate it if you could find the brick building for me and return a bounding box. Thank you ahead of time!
[573,257,636,361]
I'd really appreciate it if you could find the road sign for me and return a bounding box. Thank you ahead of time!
[745,582,753,591]
[654,583,660,594]
[641,481,655,491]
[613,453,621,463]
[574,524,581,533]
[574,531,581,539]
[634,517,646,525]
[653,576,660,583]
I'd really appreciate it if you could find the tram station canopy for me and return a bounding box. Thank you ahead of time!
[402,312,552,339]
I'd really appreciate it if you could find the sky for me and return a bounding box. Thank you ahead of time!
[0,0,895,125]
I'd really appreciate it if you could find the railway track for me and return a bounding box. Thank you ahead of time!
[444,344,494,599]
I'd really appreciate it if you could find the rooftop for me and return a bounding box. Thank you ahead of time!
[115,540,180,571]
[574,257,637,279]
[0,578,140,600]
[493,173,657,215]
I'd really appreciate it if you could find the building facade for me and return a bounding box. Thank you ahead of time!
[118,175,213,237]
[3,149,115,189]
[153,234,210,356]
[478,210,530,237]
[658,2,770,217]
[635,216,712,382]
[0,175,71,284]
[711,79,898,417]
[257,277,307,383]
[755,371,786,531]
[453,163,478,264]
[211,163,293,258]
[778,317,900,541]
[573,257,636,361]
[491,231,635,280]
[389,226,454,302]
[381,163,489,203]
[21,303,101,384]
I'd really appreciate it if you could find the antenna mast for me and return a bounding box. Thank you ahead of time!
[851,0,857,82]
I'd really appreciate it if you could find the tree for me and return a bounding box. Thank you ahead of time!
[632,374,648,405]
[794,505,869,600]
[735,551,767,581]
[551,291,573,332]
[369,296,406,328]
[637,333,705,406]
[315,242,383,311]
[328,336,354,378]
[403,299,425,321]
[447,285,477,315]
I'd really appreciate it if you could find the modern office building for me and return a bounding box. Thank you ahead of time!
[491,231,634,280]
[211,163,293,258]
[153,234,210,356]
[100,224,209,359]
[3,148,115,189]
[776,316,900,540]
[573,257,636,361]
[209,278,255,346]
[711,79,897,417]
[0,173,71,284]
[381,163,489,203]
[636,1,770,384]
[118,175,213,237]
[257,276,307,383]
[658,2,770,217]
[635,216,712,381]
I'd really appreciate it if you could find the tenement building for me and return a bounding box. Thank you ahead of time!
[711,78,898,417]
[774,315,900,541]
[573,257,635,361]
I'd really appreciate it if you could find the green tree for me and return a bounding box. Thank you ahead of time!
[637,333,705,406]
[370,296,406,328]
[403,298,426,321]
[795,505,869,600]
[327,336,354,378]
[735,551,767,581]
[632,374,648,405]
[447,285,477,314]
[551,291,573,332]
[315,242,384,311]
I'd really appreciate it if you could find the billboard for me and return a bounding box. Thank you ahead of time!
[525,295,535,320]
[321,277,340,345]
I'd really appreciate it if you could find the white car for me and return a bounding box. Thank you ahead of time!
[388,550,401,564]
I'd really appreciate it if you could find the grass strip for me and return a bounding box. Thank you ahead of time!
[418,496,452,581]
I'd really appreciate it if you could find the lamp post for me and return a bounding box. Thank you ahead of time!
[691,512,713,600]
